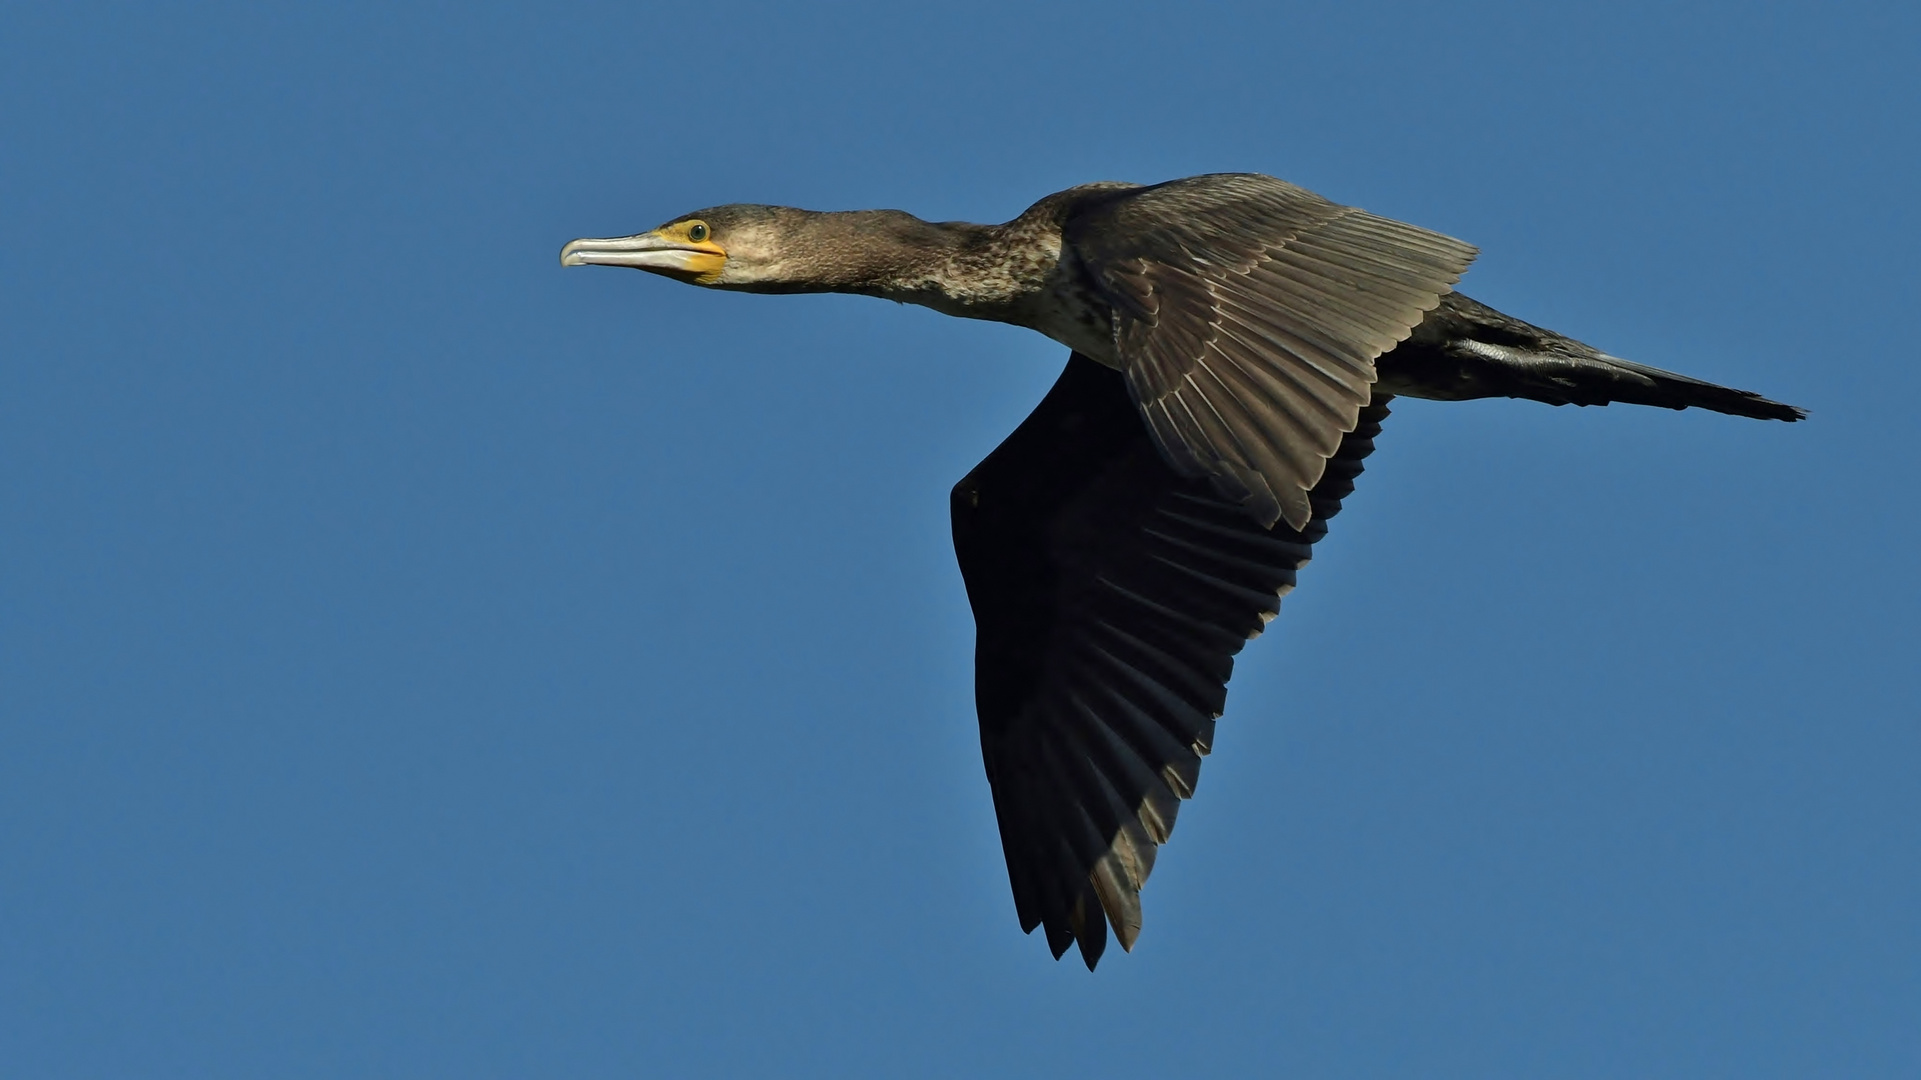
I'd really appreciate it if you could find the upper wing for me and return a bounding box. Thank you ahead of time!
[1065,173,1472,530]
[951,354,1390,968]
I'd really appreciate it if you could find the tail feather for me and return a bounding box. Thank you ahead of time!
[1377,292,1806,422]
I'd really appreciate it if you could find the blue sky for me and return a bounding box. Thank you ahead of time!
[2,2,1915,1076]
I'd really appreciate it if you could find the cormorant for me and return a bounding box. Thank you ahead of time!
[561,173,1803,969]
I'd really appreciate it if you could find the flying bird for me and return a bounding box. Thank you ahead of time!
[561,173,1802,969]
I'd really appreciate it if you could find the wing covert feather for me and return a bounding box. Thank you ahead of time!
[1065,173,1472,530]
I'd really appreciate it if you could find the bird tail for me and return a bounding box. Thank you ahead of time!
[1379,292,1806,422]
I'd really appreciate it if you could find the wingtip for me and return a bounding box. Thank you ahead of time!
[1044,923,1075,961]
[1076,935,1107,970]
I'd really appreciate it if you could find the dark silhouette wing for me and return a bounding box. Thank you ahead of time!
[951,354,1390,968]
[1065,173,1472,530]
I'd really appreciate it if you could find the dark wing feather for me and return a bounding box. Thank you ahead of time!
[1065,173,1473,530]
[952,354,1390,968]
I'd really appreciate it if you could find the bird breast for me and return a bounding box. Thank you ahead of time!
[1027,274,1121,366]
[881,218,1121,366]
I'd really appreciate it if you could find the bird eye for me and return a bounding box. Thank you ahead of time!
[686,222,709,242]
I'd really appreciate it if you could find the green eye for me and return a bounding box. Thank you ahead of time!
[687,222,709,242]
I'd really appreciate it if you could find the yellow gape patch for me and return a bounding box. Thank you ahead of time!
[659,220,727,284]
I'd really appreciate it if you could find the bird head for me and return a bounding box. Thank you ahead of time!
[561,204,969,295]
[558,206,758,286]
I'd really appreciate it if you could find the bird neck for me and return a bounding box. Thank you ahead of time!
[740,210,1066,322]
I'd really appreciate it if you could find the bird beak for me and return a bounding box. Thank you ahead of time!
[559,231,728,283]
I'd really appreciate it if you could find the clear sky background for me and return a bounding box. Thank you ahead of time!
[2,2,1915,1077]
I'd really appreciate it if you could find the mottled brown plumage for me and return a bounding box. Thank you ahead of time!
[562,173,1803,969]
